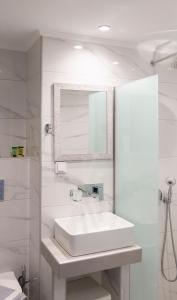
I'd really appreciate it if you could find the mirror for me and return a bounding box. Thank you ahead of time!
[53,84,113,161]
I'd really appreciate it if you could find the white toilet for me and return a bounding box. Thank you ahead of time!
[67,277,111,300]
[0,271,26,300]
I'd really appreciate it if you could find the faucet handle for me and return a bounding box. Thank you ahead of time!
[70,189,82,202]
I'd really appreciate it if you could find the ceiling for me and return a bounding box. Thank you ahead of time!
[1,0,177,51]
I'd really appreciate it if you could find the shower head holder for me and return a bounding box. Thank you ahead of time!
[165,177,176,186]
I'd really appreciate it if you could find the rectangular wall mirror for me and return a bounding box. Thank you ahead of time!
[53,83,113,161]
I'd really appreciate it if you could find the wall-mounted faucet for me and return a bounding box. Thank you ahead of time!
[70,183,104,202]
[78,184,104,201]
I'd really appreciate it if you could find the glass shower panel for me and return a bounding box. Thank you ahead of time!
[115,76,159,300]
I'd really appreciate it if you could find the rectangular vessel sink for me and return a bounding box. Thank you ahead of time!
[54,212,135,256]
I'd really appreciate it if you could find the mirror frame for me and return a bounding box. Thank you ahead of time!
[53,83,114,162]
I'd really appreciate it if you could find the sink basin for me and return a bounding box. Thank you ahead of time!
[54,212,135,256]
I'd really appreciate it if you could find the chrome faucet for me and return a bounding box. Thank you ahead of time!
[70,183,104,201]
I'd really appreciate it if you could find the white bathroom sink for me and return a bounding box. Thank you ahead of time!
[54,212,135,256]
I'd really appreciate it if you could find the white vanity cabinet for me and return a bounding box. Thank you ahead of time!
[41,238,141,300]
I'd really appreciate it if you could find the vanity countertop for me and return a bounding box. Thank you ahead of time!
[41,238,142,279]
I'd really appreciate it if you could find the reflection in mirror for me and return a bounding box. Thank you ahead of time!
[53,84,113,161]
[60,90,107,155]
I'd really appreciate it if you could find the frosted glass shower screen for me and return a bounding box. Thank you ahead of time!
[115,76,158,300]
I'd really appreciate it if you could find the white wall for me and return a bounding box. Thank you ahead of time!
[0,49,29,279]
[27,38,42,300]
[0,158,29,277]
[39,37,177,300]
[25,36,177,300]
[158,65,177,300]
[40,36,148,300]
[0,37,175,300]
[0,49,27,157]
[41,37,147,238]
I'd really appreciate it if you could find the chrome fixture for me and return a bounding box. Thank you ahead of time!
[45,123,53,134]
[70,189,82,202]
[161,177,177,282]
[78,183,104,201]
[150,40,177,67]
[70,184,104,202]
[166,177,176,186]
[70,183,104,202]
[151,51,177,66]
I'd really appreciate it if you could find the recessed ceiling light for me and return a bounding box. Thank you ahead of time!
[74,44,83,50]
[113,61,119,65]
[98,25,111,32]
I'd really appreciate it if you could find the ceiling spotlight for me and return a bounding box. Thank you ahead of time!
[113,61,119,65]
[74,45,83,50]
[98,25,111,32]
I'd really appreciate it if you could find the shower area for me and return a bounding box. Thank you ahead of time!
[115,40,177,300]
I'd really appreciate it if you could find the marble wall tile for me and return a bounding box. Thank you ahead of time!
[40,37,151,300]
[159,82,177,101]
[40,36,177,300]
[0,239,29,278]
[0,119,26,157]
[0,49,26,81]
[26,69,41,160]
[158,271,172,300]
[0,158,29,278]
[0,49,27,158]
[40,36,147,275]
[157,63,177,300]
[159,119,177,159]
[0,48,31,292]
[27,38,42,300]
[0,200,29,242]
[0,80,26,118]
[27,38,41,80]
[27,74,41,118]
[159,94,177,121]
[42,38,113,76]
[41,37,147,228]
[157,66,177,84]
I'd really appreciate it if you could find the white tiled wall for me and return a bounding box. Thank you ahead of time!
[0,42,41,300]
[2,38,175,300]
[0,158,29,278]
[0,44,41,299]
[27,38,41,300]
[158,66,177,300]
[40,37,177,300]
[0,49,30,282]
[40,37,149,300]
[0,49,27,157]
[41,37,148,238]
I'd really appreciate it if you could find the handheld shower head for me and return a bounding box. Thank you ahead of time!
[165,177,176,186]
[161,176,177,282]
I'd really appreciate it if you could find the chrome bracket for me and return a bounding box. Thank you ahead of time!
[45,123,53,134]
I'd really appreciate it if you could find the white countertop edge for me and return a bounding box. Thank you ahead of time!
[41,238,142,279]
